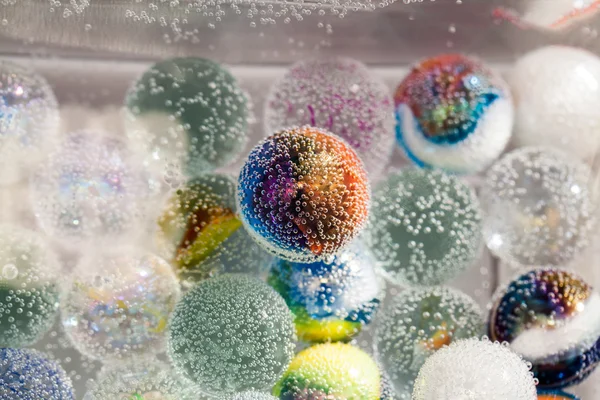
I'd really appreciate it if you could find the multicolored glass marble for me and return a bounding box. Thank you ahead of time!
[267,244,382,343]
[537,390,580,400]
[237,126,370,263]
[125,57,248,180]
[489,267,600,389]
[394,53,513,174]
[274,342,381,400]
[264,57,395,178]
[0,348,74,399]
[157,173,272,286]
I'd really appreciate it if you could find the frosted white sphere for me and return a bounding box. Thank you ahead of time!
[509,46,600,161]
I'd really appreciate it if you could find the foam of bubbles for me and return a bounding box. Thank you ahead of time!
[480,146,596,267]
[412,338,537,400]
[375,287,483,398]
[61,249,180,363]
[167,274,296,395]
[365,168,482,286]
[221,391,279,400]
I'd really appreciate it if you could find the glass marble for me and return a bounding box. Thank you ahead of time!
[167,274,296,395]
[375,287,483,398]
[481,146,596,267]
[237,126,370,263]
[0,225,61,348]
[394,53,513,174]
[365,168,481,286]
[125,57,248,180]
[537,391,580,400]
[412,338,537,400]
[264,57,394,178]
[489,267,600,390]
[61,250,180,363]
[274,342,381,400]
[0,348,74,399]
[267,244,382,343]
[0,60,59,184]
[157,173,272,286]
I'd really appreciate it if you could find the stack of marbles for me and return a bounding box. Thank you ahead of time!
[157,173,272,286]
[489,267,600,390]
[394,53,513,174]
[267,244,382,343]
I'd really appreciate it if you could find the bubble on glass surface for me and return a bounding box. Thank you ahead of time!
[412,338,537,400]
[83,361,201,400]
[267,243,382,343]
[125,57,248,181]
[0,225,61,348]
[537,390,580,400]
[264,57,394,178]
[0,347,74,399]
[30,130,162,251]
[168,274,296,395]
[394,53,513,174]
[237,126,370,263]
[489,267,600,390]
[480,146,596,267]
[379,367,398,400]
[274,342,380,400]
[0,59,59,184]
[61,249,180,363]
[508,46,600,161]
[365,168,481,286]
[374,286,483,398]
[157,173,272,286]
[220,391,279,400]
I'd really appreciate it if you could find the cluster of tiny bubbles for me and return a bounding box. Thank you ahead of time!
[480,146,596,267]
[0,59,59,185]
[0,347,74,399]
[374,286,484,399]
[508,46,600,161]
[167,274,296,395]
[267,242,382,343]
[237,125,370,263]
[30,130,163,251]
[274,342,381,400]
[60,248,181,363]
[489,267,600,390]
[364,167,482,287]
[156,172,273,287]
[0,224,61,348]
[124,57,249,183]
[47,0,91,17]
[218,391,278,400]
[264,56,395,178]
[394,53,513,174]
[83,360,201,400]
[412,338,538,400]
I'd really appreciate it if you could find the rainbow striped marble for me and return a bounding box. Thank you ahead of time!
[489,267,600,389]
[237,126,370,263]
[394,54,513,174]
[537,390,580,400]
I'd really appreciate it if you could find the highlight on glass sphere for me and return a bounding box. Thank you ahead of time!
[264,56,395,178]
[237,125,370,263]
[274,342,381,400]
[394,53,513,174]
[537,390,580,400]
[167,274,296,396]
[480,146,596,267]
[83,361,201,400]
[489,267,600,390]
[508,46,600,161]
[0,59,59,184]
[267,243,382,343]
[124,56,249,180]
[375,286,484,398]
[0,224,61,348]
[0,347,74,399]
[60,248,181,363]
[412,338,537,400]
[30,130,162,251]
[157,172,272,286]
[365,167,481,286]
